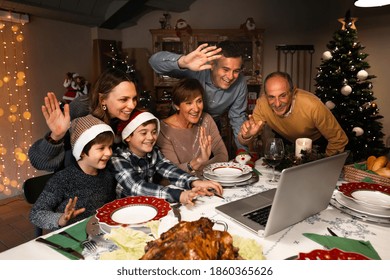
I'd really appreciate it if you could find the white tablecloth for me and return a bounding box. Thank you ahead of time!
[1,160,389,260]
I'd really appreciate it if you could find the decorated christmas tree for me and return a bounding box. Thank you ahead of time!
[314,11,387,162]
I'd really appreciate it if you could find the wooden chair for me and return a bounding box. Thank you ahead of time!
[22,173,54,237]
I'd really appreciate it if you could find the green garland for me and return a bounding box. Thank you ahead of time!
[275,144,327,171]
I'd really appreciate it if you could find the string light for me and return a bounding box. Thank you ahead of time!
[0,20,35,198]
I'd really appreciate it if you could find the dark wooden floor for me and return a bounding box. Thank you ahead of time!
[0,195,36,253]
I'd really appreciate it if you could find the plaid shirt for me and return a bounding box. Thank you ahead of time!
[108,146,198,203]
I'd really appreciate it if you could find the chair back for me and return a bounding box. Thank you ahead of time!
[23,173,53,204]
[23,173,54,237]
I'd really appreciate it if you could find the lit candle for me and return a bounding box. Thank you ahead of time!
[295,138,312,158]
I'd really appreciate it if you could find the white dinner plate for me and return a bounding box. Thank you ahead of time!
[203,172,252,183]
[96,196,171,233]
[334,191,390,218]
[338,182,390,209]
[203,162,252,179]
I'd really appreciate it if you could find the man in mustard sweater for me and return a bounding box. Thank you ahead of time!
[238,71,348,156]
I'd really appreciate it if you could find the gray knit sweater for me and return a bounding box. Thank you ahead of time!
[28,94,90,171]
[29,164,116,230]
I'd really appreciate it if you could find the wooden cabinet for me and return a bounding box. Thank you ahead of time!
[150,28,264,156]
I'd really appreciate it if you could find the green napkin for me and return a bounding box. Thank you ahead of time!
[46,218,89,260]
[303,233,381,260]
[252,167,262,176]
[361,177,374,183]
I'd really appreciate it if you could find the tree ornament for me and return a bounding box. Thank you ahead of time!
[322,51,333,61]
[357,69,368,80]
[325,101,335,110]
[352,127,364,136]
[341,85,352,96]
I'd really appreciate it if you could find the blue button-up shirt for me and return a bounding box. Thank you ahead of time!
[149,51,248,150]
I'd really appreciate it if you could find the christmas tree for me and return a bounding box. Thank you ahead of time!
[314,11,387,162]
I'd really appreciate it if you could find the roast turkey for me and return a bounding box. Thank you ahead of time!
[140,217,242,260]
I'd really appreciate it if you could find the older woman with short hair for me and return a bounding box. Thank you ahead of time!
[157,78,228,174]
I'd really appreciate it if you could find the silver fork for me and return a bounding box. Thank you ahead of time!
[81,234,103,251]
[82,240,97,251]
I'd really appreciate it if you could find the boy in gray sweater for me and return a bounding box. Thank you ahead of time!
[30,115,116,230]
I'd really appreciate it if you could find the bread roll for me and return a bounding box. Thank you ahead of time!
[367,155,377,170]
[387,161,390,169]
[375,167,390,178]
[371,156,388,172]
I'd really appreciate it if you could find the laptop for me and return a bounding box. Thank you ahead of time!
[215,151,349,237]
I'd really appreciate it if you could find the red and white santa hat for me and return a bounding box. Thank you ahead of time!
[70,114,113,161]
[121,110,160,140]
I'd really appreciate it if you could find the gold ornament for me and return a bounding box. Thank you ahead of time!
[17,71,26,79]
[3,75,11,83]
[0,146,7,155]
[9,104,18,113]
[16,34,24,42]
[10,180,18,188]
[3,177,10,185]
[8,114,17,123]
[11,25,19,32]
[23,111,31,120]
[16,79,24,86]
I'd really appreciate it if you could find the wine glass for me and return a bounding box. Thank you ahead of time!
[263,138,285,184]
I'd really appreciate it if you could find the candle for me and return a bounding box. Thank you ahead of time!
[295,138,312,158]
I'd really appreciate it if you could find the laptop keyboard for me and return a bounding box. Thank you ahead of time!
[243,205,272,226]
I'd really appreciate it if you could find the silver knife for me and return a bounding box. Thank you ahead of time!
[207,188,225,199]
[58,231,82,243]
[171,203,182,222]
[36,237,84,260]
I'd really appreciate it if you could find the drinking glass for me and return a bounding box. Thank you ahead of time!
[263,138,285,183]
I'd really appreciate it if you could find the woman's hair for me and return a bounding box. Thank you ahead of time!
[90,68,138,124]
[81,131,114,156]
[171,78,205,107]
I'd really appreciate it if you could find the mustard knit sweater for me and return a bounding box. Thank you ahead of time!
[252,89,348,156]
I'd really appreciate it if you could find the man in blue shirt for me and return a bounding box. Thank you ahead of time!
[149,40,248,151]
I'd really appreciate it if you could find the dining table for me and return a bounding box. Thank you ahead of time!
[0,159,389,261]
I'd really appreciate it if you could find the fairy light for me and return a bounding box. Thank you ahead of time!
[0,20,35,198]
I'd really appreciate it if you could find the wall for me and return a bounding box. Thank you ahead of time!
[24,17,93,141]
[0,17,94,199]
